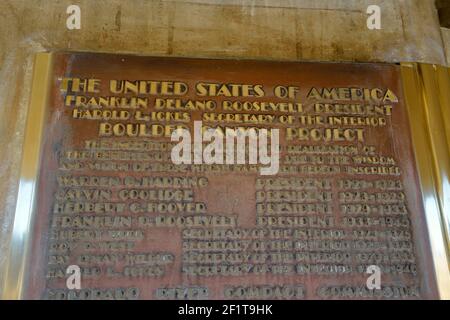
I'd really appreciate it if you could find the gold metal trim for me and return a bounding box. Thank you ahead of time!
[401,63,450,300]
[1,53,53,300]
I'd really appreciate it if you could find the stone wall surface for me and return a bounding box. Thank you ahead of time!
[442,27,450,65]
[0,0,448,296]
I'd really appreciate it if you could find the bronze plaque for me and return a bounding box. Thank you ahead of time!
[24,53,438,299]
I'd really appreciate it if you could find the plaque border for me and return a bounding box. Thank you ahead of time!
[1,53,449,299]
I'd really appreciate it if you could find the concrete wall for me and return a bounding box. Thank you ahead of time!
[442,28,450,66]
[0,0,448,296]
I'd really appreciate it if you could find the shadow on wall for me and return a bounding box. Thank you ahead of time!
[436,0,450,28]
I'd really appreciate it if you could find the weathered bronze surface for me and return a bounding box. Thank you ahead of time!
[22,53,439,299]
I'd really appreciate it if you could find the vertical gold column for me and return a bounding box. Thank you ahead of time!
[401,63,450,300]
[1,53,53,300]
